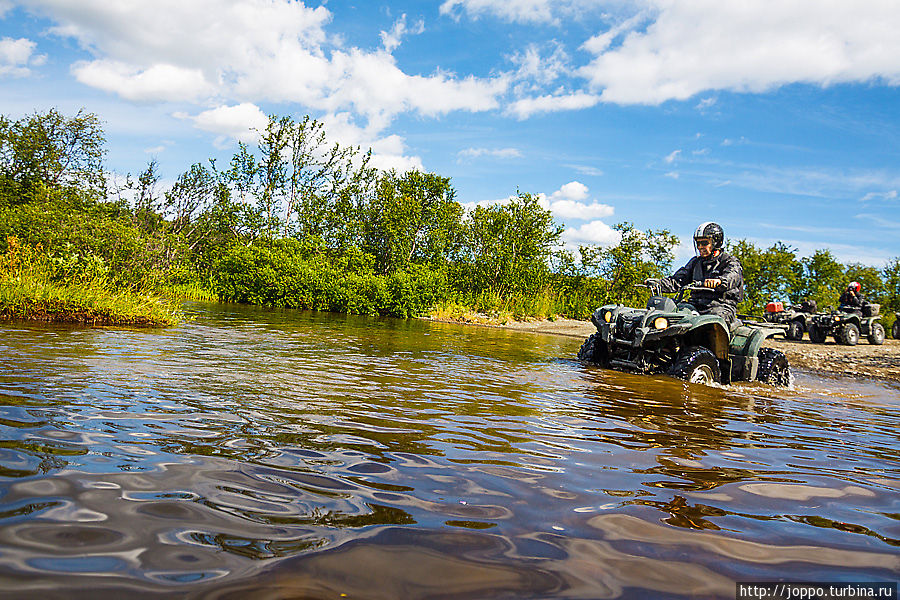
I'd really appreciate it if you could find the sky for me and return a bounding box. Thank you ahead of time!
[1,0,899,267]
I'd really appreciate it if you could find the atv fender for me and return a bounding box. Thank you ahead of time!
[728,324,780,381]
[682,316,731,359]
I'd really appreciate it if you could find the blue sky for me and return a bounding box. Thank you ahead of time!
[1,0,899,266]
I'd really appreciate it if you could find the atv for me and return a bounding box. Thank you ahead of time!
[763,299,817,341]
[578,284,791,386]
[807,304,885,345]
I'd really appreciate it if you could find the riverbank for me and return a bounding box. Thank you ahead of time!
[426,315,900,383]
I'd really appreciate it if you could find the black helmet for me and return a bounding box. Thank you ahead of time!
[693,222,724,252]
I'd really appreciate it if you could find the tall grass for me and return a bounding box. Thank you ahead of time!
[0,236,182,326]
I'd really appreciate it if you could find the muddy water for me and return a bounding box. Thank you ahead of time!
[0,302,897,599]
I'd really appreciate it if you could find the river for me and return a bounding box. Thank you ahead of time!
[0,302,897,598]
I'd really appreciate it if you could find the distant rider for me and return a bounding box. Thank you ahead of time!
[839,282,865,314]
[644,222,744,324]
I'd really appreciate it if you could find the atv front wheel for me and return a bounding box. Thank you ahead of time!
[668,346,720,385]
[577,333,610,367]
[893,320,900,340]
[867,323,885,345]
[838,322,859,346]
[808,323,827,343]
[787,320,804,340]
[757,348,791,387]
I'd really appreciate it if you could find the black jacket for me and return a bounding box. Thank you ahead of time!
[839,290,864,308]
[658,250,744,310]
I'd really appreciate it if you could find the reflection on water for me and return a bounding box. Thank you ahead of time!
[0,302,898,598]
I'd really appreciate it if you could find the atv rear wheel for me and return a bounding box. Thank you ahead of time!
[867,323,885,345]
[668,346,720,385]
[808,323,827,343]
[786,320,804,340]
[757,348,791,387]
[838,322,859,346]
[577,333,609,367]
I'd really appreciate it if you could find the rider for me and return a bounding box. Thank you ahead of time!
[645,222,744,324]
[838,282,865,314]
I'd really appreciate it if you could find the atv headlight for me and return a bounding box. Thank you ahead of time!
[653,316,668,330]
[603,310,612,323]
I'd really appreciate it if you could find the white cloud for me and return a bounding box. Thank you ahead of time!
[580,1,900,105]
[380,14,424,53]
[664,149,680,164]
[180,103,269,146]
[860,190,898,203]
[440,0,558,24]
[563,220,620,247]
[320,112,424,173]
[540,181,615,220]
[23,1,506,122]
[509,42,571,91]
[665,171,679,179]
[0,36,44,77]
[570,164,604,177]
[73,60,214,102]
[457,147,523,161]
[506,91,601,119]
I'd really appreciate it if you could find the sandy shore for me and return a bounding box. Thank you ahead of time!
[427,316,900,383]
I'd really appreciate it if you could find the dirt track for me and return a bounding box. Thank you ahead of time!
[430,316,900,383]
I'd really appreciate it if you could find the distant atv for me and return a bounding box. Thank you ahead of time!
[763,300,817,341]
[807,304,885,346]
[578,284,791,386]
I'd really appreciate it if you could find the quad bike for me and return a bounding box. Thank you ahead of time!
[578,284,791,386]
[807,304,885,346]
[763,299,817,341]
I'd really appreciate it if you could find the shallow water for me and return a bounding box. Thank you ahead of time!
[0,302,897,598]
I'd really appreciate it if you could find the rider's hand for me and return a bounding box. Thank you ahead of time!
[704,278,722,289]
[644,278,660,286]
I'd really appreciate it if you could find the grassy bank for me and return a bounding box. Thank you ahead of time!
[1,237,182,327]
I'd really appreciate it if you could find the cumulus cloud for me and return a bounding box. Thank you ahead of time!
[580,1,900,105]
[21,0,506,121]
[179,103,269,146]
[540,181,615,220]
[563,220,620,246]
[0,36,45,77]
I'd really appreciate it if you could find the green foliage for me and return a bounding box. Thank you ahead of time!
[458,191,562,296]
[364,170,463,274]
[0,108,106,205]
[728,240,798,314]
[213,240,447,317]
[559,222,678,310]
[0,236,181,326]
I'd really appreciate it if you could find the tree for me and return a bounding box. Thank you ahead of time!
[0,108,106,204]
[794,249,845,309]
[882,258,900,313]
[461,192,563,295]
[363,170,463,274]
[577,222,678,307]
[728,240,798,314]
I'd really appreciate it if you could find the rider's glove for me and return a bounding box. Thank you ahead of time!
[644,278,660,286]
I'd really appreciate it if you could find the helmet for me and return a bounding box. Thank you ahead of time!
[848,281,861,292]
[693,222,724,252]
